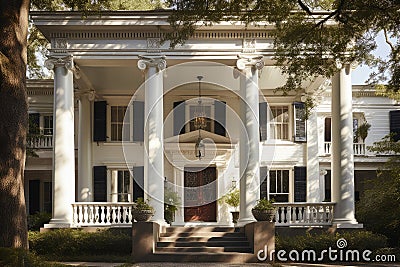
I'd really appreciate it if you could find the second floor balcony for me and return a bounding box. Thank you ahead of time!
[27,135,53,149]
[323,142,366,156]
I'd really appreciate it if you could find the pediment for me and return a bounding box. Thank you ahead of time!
[164,129,232,144]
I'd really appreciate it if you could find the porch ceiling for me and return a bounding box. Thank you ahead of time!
[75,58,327,94]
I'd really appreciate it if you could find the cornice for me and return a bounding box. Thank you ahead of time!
[27,79,54,96]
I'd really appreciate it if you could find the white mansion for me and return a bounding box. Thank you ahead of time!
[26,11,400,229]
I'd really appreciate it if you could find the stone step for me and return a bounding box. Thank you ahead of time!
[155,246,252,253]
[158,236,248,242]
[160,231,245,238]
[165,226,240,233]
[157,240,250,248]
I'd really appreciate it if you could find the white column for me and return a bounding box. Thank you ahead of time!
[236,55,263,226]
[111,170,118,203]
[307,110,320,202]
[172,167,185,225]
[44,55,75,227]
[331,63,362,228]
[138,55,166,224]
[78,93,93,201]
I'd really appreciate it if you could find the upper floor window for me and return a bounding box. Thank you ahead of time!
[43,115,53,135]
[111,106,129,141]
[270,106,289,140]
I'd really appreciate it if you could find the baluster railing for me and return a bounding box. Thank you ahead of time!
[273,202,335,226]
[72,203,135,227]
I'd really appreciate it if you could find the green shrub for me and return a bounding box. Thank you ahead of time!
[27,212,52,231]
[276,230,388,261]
[0,247,65,266]
[29,228,131,260]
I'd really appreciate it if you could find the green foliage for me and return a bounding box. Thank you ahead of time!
[27,212,52,231]
[28,229,131,260]
[224,188,240,209]
[167,0,400,96]
[133,197,154,211]
[164,188,181,223]
[253,198,275,211]
[357,134,400,246]
[0,247,66,266]
[276,231,388,257]
[355,122,371,142]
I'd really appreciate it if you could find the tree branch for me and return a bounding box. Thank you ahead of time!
[383,27,395,53]
[297,0,312,15]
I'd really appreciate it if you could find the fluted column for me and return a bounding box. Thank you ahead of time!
[307,109,320,202]
[78,91,94,201]
[44,55,75,227]
[331,63,361,228]
[236,55,263,226]
[138,55,166,224]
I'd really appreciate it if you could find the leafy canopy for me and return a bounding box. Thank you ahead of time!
[167,0,400,95]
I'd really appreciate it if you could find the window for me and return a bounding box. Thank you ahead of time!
[43,115,53,135]
[270,106,289,140]
[269,170,290,202]
[111,106,129,141]
[188,105,212,132]
[117,170,131,202]
[324,117,331,142]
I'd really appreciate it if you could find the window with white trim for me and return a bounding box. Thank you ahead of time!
[111,106,129,141]
[43,115,53,135]
[269,169,290,202]
[117,170,131,202]
[270,106,290,140]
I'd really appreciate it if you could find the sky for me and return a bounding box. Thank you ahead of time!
[352,32,391,85]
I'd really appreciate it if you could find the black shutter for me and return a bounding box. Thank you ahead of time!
[133,166,144,201]
[294,102,307,142]
[214,101,226,136]
[133,101,144,141]
[390,110,400,142]
[29,113,40,135]
[93,101,107,142]
[294,166,307,202]
[259,102,268,141]
[173,101,186,135]
[28,180,40,214]
[93,166,107,202]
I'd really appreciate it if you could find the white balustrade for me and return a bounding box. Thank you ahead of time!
[72,202,135,227]
[273,202,335,226]
[27,135,53,148]
[323,142,366,156]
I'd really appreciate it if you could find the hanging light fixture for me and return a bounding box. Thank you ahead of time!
[194,75,206,159]
[193,76,207,130]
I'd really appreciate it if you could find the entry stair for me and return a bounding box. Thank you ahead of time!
[152,226,256,262]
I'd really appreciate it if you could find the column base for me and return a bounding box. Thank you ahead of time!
[43,219,72,229]
[333,218,363,229]
[150,219,169,227]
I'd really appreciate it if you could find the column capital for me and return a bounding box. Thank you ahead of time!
[45,54,74,71]
[137,55,167,72]
[236,54,264,71]
[335,59,358,71]
[76,89,96,102]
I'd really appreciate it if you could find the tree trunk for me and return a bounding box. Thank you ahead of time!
[0,0,30,249]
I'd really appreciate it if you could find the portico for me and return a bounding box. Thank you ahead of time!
[31,11,360,229]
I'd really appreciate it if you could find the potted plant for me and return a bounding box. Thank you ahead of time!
[132,197,154,222]
[355,122,371,143]
[251,198,276,222]
[164,189,181,224]
[224,188,240,223]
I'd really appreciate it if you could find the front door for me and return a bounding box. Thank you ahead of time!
[184,167,217,222]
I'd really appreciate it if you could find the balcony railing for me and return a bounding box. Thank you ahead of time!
[323,142,366,156]
[274,202,335,226]
[72,202,135,227]
[27,135,53,148]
